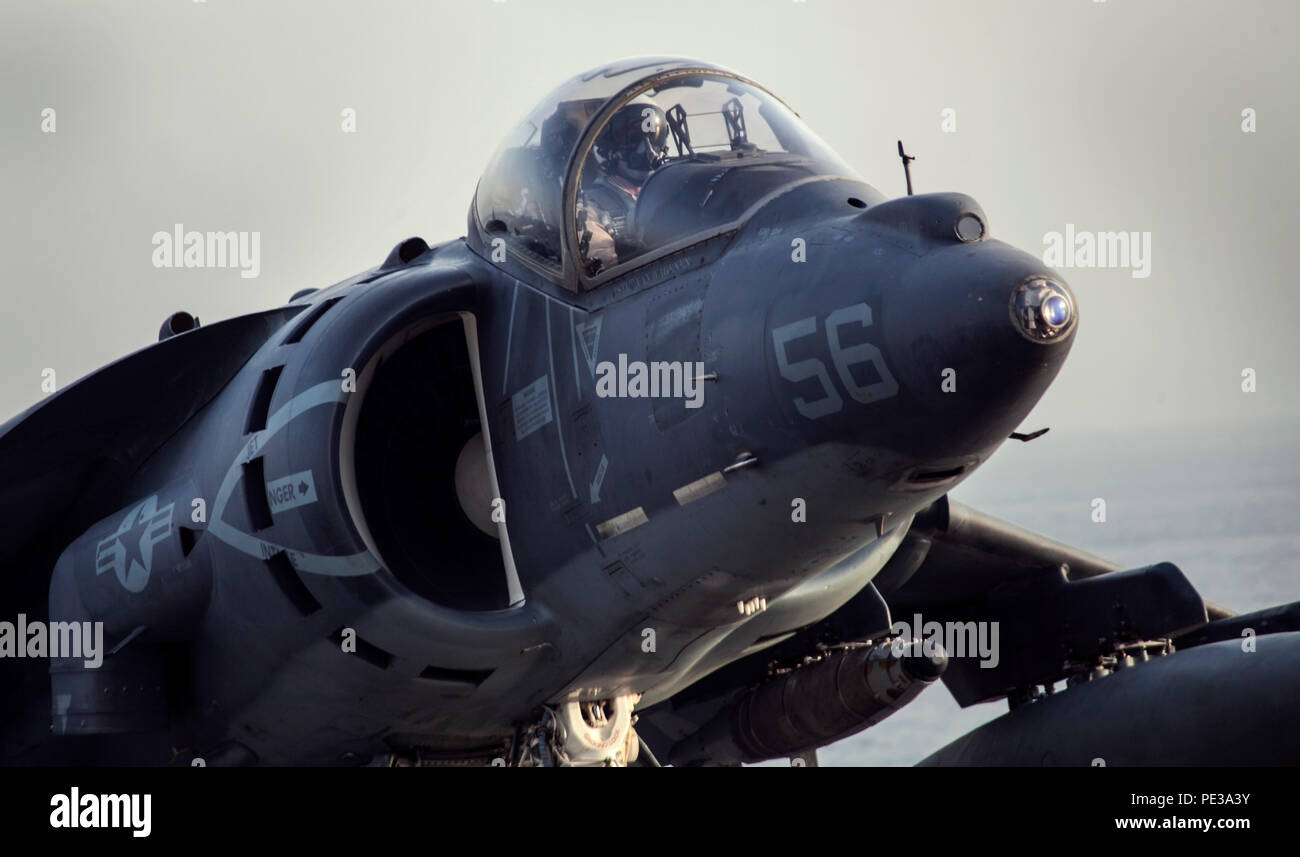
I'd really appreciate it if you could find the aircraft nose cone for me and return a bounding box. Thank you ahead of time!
[895,240,1078,363]
[1010,276,1076,344]
[880,241,1079,455]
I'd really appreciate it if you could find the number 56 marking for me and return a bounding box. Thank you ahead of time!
[771,303,898,420]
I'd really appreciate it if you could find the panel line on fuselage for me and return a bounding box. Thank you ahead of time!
[501,284,519,396]
[569,307,582,400]
[545,308,578,500]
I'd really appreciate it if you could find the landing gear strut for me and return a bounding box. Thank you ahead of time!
[517,695,641,767]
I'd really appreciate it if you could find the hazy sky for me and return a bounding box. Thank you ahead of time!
[3,0,1297,436]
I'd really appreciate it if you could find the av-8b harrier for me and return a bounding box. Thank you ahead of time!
[2,57,1296,766]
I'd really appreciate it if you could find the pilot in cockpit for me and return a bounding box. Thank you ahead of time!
[578,101,670,272]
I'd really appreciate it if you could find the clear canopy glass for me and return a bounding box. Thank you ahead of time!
[473,58,856,290]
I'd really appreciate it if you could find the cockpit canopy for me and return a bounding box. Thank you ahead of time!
[473,57,856,292]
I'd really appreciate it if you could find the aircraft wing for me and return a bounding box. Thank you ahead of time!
[0,305,303,605]
[875,496,1230,706]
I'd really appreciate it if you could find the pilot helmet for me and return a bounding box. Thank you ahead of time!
[593,101,669,185]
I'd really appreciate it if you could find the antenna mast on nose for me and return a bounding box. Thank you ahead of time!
[897,140,915,196]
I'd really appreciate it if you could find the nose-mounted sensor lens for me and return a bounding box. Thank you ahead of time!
[1042,294,1070,327]
[1011,277,1075,342]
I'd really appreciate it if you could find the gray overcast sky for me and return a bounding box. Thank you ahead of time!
[1,0,1296,434]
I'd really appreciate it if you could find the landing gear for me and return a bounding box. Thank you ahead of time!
[518,695,641,767]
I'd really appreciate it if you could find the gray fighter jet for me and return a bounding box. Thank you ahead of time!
[2,57,1296,766]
